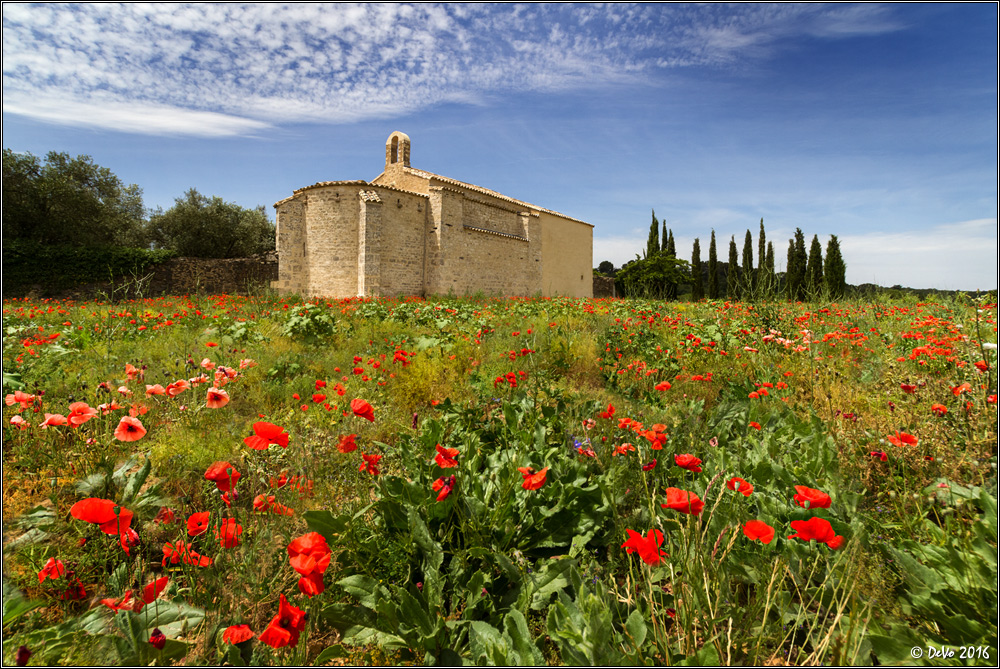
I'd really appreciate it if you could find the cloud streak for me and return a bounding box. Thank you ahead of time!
[2,3,905,137]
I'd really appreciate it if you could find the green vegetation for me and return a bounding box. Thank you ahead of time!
[2,292,996,666]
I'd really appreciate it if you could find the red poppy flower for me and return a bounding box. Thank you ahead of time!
[15,646,31,666]
[165,380,190,397]
[517,466,549,490]
[930,403,948,416]
[674,454,702,473]
[71,498,135,536]
[258,594,307,649]
[661,487,704,515]
[114,415,146,442]
[155,507,176,525]
[350,398,375,422]
[67,402,97,427]
[359,453,382,475]
[621,528,668,566]
[599,404,616,419]
[217,519,243,548]
[141,576,169,609]
[727,477,753,496]
[792,486,832,510]
[432,475,456,501]
[145,384,167,397]
[206,387,230,409]
[244,422,289,450]
[102,591,138,613]
[787,517,844,549]
[641,458,657,471]
[742,520,775,544]
[887,431,918,447]
[253,494,294,516]
[312,393,326,403]
[974,360,989,372]
[38,557,66,583]
[162,541,213,567]
[38,413,65,428]
[288,531,331,597]
[337,433,358,453]
[951,382,972,396]
[205,461,241,493]
[187,511,210,537]
[434,444,460,468]
[223,625,255,645]
[654,381,671,391]
[749,421,762,430]
[899,383,917,394]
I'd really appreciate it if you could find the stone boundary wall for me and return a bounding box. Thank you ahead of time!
[593,275,616,298]
[20,254,278,300]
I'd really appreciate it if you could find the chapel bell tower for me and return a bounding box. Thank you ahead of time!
[385,131,411,169]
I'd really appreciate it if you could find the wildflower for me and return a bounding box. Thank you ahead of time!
[674,454,702,473]
[434,444,460,468]
[642,459,657,471]
[288,531,332,597]
[10,415,30,429]
[40,413,68,428]
[145,384,167,396]
[359,453,382,475]
[187,511,210,537]
[259,594,307,649]
[599,404,616,419]
[974,360,989,372]
[930,403,948,416]
[70,498,135,536]
[38,557,66,583]
[206,387,230,408]
[899,383,917,394]
[244,421,289,450]
[654,381,672,391]
[613,442,635,456]
[201,358,216,370]
[337,433,358,453]
[887,431,918,447]
[792,486,832,509]
[162,541,213,567]
[205,462,241,494]
[154,507,176,525]
[217,519,244,548]
[749,421,761,430]
[351,398,375,422]
[5,390,35,409]
[518,466,549,490]
[165,379,190,397]
[432,475,456,501]
[114,415,146,441]
[870,451,888,462]
[223,625,255,645]
[742,520,775,544]
[253,494,295,516]
[67,402,97,427]
[149,628,167,650]
[15,646,31,667]
[951,382,972,396]
[727,477,753,496]
[621,529,668,566]
[787,517,844,549]
[661,487,704,515]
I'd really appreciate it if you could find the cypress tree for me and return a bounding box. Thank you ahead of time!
[807,234,824,296]
[824,235,847,298]
[786,238,797,300]
[665,229,677,299]
[691,238,703,301]
[790,228,807,301]
[765,241,775,293]
[758,219,766,280]
[661,219,668,252]
[707,230,719,299]
[727,236,739,300]
[646,210,660,259]
[742,230,754,296]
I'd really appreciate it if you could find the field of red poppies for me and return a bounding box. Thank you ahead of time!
[2,292,996,666]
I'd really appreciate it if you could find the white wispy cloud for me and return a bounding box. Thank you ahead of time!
[2,3,905,137]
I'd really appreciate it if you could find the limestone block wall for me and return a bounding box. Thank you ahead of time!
[539,210,593,297]
[274,199,307,294]
[302,185,360,298]
[377,188,429,297]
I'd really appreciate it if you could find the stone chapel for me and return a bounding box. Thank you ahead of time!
[272,131,593,298]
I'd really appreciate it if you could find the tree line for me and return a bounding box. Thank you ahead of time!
[599,210,847,300]
[2,149,275,259]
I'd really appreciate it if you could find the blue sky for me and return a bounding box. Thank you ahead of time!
[3,3,997,291]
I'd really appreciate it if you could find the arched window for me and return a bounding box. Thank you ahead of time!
[390,136,399,164]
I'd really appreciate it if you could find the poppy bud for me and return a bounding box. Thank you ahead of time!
[412,413,418,429]
[149,628,167,650]
[16,645,30,666]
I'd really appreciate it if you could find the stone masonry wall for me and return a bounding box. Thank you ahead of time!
[303,185,361,297]
[377,188,428,297]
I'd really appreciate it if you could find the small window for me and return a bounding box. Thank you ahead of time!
[390,137,399,164]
